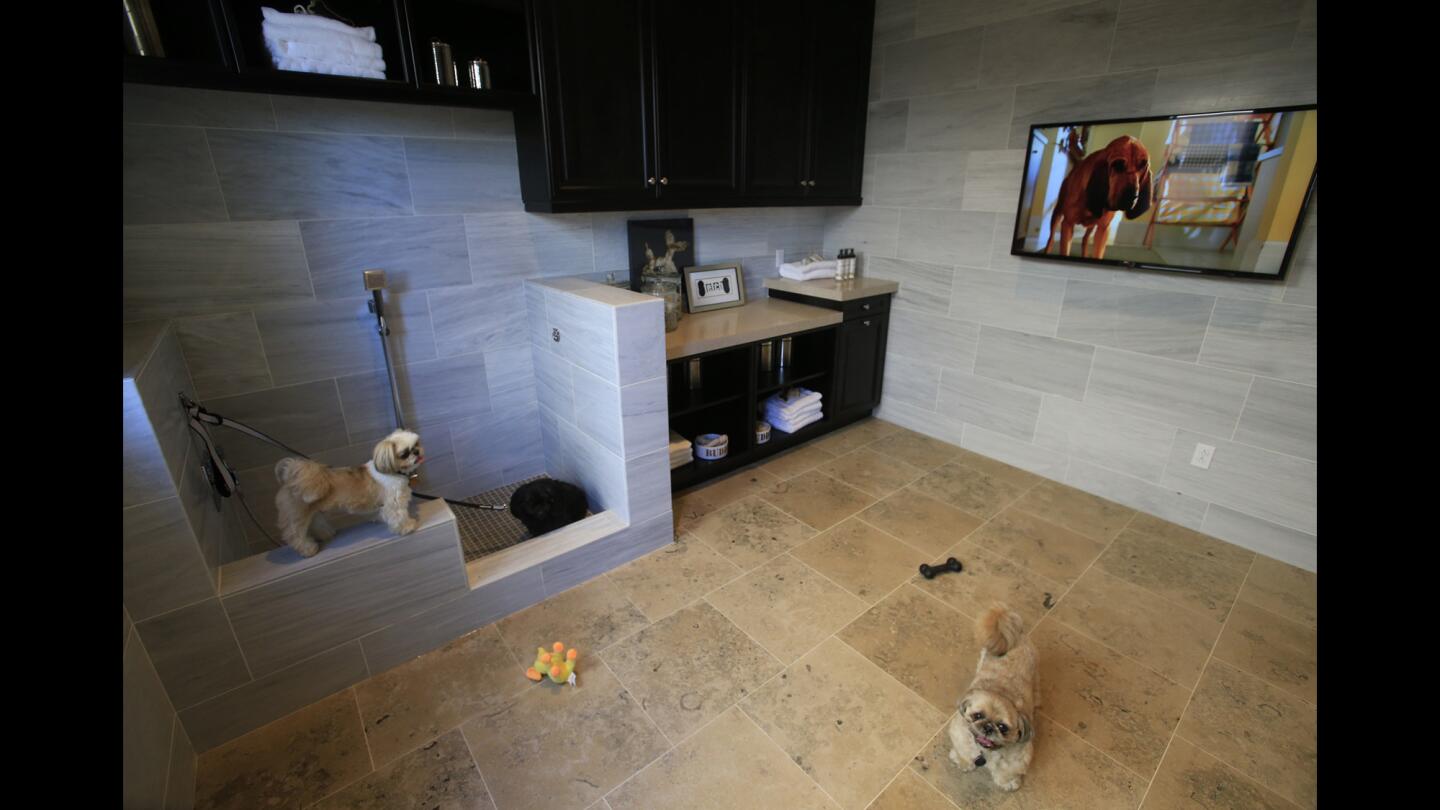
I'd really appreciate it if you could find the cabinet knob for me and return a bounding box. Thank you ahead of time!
[659,176,669,185]
[808,180,817,187]
[861,303,871,310]
[800,180,807,187]
[863,320,872,326]
[647,177,656,186]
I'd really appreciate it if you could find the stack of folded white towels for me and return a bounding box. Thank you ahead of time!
[669,430,692,469]
[763,387,823,433]
[779,254,838,281]
[262,7,387,80]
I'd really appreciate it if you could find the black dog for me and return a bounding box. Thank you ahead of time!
[509,478,589,537]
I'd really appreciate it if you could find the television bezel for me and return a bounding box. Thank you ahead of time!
[1009,103,1318,281]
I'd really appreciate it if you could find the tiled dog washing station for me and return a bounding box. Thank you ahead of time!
[122,276,670,764]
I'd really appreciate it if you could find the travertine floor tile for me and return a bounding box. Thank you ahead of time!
[1049,568,1220,690]
[741,637,946,810]
[195,690,370,810]
[758,444,838,480]
[1177,660,1317,808]
[837,584,978,712]
[1211,601,1317,704]
[819,448,927,498]
[859,487,985,556]
[911,462,1028,520]
[1140,736,1297,810]
[1238,556,1316,629]
[970,508,1108,586]
[706,554,868,665]
[868,768,958,810]
[606,533,742,622]
[674,468,781,533]
[601,602,782,742]
[809,417,898,455]
[909,713,1144,810]
[951,448,1042,490]
[1031,621,1190,779]
[311,729,493,810]
[911,541,1061,628]
[791,517,922,602]
[689,496,817,571]
[606,707,840,810]
[1096,530,1247,624]
[461,664,668,810]
[495,576,650,662]
[1009,480,1135,541]
[354,625,528,767]
[758,469,877,531]
[1125,513,1254,572]
[868,428,965,470]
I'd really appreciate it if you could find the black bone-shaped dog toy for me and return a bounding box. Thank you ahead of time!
[918,557,962,579]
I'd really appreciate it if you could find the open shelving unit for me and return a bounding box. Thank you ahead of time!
[123,0,534,110]
[668,324,862,492]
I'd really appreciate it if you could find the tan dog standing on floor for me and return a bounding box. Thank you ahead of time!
[948,604,1040,792]
[273,430,425,557]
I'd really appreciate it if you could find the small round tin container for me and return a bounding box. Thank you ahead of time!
[693,433,729,461]
[755,421,772,444]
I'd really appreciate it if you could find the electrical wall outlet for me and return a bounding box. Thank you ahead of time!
[1190,442,1215,469]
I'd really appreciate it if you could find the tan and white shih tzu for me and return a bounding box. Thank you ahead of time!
[948,604,1039,792]
[273,430,425,557]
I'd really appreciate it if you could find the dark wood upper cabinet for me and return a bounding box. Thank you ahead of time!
[517,0,874,212]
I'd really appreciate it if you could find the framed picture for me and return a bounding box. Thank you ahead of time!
[682,263,746,313]
[627,218,695,301]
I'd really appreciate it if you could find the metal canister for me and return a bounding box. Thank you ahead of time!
[467,59,492,90]
[123,0,166,57]
[758,341,774,372]
[778,336,794,368]
[430,40,456,86]
[687,357,703,390]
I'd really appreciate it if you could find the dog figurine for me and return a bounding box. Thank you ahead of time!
[273,430,425,557]
[948,604,1039,792]
[509,478,588,537]
[1045,134,1153,260]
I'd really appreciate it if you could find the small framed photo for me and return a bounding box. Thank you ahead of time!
[682,263,746,313]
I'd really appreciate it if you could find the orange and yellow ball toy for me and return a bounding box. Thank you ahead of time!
[525,641,579,685]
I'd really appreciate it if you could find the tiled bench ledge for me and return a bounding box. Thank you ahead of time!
[464,510,627,589]
[219,498,459,596]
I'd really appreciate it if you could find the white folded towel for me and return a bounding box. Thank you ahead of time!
[262,7,377,40]
[765,388,822,415]
[766,399,821,420]
[770,410,823,434]
[779,261,838,281]
[274,57,386,79]
[267,37,384,62]
[274,50,385,71]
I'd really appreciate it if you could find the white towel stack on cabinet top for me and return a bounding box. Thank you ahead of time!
[763,387,823,434]
[262,7,387,79]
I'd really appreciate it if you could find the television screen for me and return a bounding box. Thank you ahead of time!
[1010,105,1317,279]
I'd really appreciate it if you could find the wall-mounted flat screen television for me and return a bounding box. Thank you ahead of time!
[1010,105,1316,279]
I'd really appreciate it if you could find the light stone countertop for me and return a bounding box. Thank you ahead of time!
[665,297,842,360]
[764,276,900,302]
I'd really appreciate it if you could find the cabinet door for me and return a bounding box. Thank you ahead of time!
[738,0,811,199]
[650,2,741,201]
[804,0,873,200]
[836,312,886,414]
[531,0,654,203]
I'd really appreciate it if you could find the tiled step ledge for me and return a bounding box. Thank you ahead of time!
[464,510,626,590]
[220,498,458,596]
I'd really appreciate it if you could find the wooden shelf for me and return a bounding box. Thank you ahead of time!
[756,368,828,398]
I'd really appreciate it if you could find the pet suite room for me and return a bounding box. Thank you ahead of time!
[122,1,1317,808]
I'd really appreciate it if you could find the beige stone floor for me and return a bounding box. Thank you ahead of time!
[192,419,1318,810]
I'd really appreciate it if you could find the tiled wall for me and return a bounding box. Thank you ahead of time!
[124,609,197,809]
[828,0,1318,569]
[122,83,825,556]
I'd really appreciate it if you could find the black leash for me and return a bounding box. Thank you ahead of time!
[179,394,510,540]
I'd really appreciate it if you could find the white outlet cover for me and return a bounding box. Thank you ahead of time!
[1190,443,1215,469]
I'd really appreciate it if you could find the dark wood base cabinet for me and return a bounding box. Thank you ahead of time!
[670,291,891,492]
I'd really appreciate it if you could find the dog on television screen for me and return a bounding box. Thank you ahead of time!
[273,430,424,558]
[1045,134,1153,260]
[510,478,589,537]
